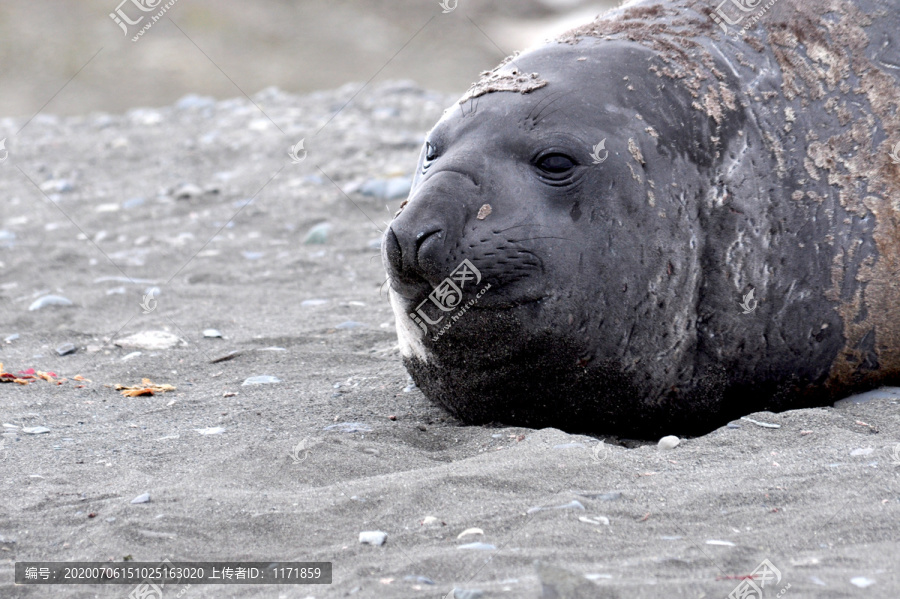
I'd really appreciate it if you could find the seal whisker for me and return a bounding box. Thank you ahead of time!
[495,223,550,234]
[532,90,576,126]
[526,90,567,124]
[534,101,572,126]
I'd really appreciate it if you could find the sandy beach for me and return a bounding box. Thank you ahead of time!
[1,81,899,598]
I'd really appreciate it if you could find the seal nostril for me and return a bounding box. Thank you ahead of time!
[414,228,445,274]
[415,228,443,256]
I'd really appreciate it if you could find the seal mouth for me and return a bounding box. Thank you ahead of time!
[389,285,546,318]
[387,276,434,302]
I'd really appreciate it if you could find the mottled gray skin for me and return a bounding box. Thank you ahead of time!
[383,0,900,437]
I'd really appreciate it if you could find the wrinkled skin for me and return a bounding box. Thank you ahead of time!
[383,0,900,437]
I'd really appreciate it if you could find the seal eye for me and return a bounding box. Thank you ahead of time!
[536,153,577,178]
[423,141,438,171]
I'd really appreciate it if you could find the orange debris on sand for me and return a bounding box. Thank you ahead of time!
[115,379,176,397]
[0,364,91,386]
[0,363,30,385]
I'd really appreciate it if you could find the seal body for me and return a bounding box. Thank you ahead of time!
[382,0,900,437]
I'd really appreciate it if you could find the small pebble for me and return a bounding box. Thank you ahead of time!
[122,197,145,209]
[195,427,226,435]
[359,531,387,546]
[303,222,332,244]
[56,343,77,356]
[850,577,875,588]
[116,331,185,351]
[130,493,151,504]
[456,528,483,539]
[301,299,329,307]
[28,295,74,311]
[210,350,242,363]
[658,435,680,450]
[850,447,874,456]
[202,329,223,338]
[4,334,19,343]
[23,427,51,435]
[40,179,74,193]
[242,376,281,386]
[740,416,781,429]
[173,183,203,200]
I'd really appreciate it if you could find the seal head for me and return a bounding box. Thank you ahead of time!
[383,0,900,436]
[384,39,730,435]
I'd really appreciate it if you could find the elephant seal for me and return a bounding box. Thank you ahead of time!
[382,0,900,437]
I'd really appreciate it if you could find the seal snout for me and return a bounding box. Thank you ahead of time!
[383,220,448,296]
